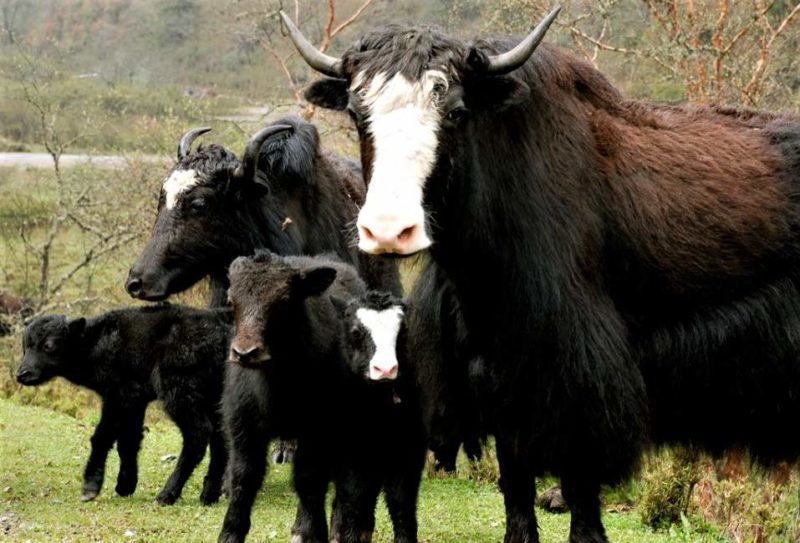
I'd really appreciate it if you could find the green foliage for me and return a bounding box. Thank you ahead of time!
[639,448,701,530]
[1,398,733,543]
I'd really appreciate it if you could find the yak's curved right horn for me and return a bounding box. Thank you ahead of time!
[231,124,294,182]
[280,11,343,78]
[177,127,212,160]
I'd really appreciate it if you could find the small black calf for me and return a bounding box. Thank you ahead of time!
[16,304,230,505]
[330,291,427,543]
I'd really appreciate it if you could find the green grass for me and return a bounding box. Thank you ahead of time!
[0,398,732,543]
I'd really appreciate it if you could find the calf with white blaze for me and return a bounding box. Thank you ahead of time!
[16,305,230,505]
[332,291,426,543]
[286,8,800,543]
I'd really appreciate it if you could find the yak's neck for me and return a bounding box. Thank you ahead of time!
[61,320,109,391]
[431,104,594,337]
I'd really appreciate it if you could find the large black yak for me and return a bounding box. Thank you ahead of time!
[284,7,800,543]
[126,116,401,305]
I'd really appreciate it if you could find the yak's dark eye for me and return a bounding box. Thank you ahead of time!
[446,106,467,123]
[43,341,56,353]
[189,198,206,212]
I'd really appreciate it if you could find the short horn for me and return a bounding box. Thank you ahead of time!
[483,6,561,75]
[280,11,343,78]
[231,124,294,181]
[177,127,211,160]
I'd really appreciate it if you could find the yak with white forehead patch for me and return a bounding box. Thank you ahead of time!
[126,116,401,306]
[285,8,800,543]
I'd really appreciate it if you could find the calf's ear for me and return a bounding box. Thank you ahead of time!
[292,267,338,298]
[68,317,86,338]
[305,78,349,111]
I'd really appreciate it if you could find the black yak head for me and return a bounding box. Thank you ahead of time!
[226,251,338,367]
[334,290,406,382]
[282,7,560,256]
[125,120,314,302]
[17,314,85,386]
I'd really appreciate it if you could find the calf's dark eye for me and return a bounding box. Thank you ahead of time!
[43,341,56,353]
[190,198,206,212]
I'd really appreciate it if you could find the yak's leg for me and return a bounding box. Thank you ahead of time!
[384,455,424,543]
[432,437,461,473]
[496,435,539,543]
[291,441,330,543]
[331,465,380,543]
[114,400,147,497]
[200,423,228,505]
[562,477,608,543]
[156,408,211,505]
[81,401,120,501]
[219,368,270,543]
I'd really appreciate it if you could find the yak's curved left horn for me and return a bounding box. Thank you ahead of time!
[280,11,343,78]
[484,6,561,75]
[231,124,294,182]
[178,127,212,160]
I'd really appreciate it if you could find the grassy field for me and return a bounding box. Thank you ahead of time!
[0,398,733,543]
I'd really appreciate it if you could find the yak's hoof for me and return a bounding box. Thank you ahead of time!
[156,491,179,505]
[115,477,136,497]
[200,488,221,505]
[80,488,99,502]
[536,485,568,513]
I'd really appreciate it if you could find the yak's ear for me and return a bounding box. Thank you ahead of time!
[466,48,530,111]
[291,267,338,298]
[68,318,86,339]
[472,75,530,111]
[305,78,349,111]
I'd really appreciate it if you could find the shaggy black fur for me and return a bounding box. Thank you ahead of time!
[16,305,231,505]
[330,290,426,543]
[303,22,800,543]
[406,260,486,473]
[126,115,401,305]
[219,253,425,543]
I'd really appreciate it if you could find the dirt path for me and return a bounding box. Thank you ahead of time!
[0,152,164,169]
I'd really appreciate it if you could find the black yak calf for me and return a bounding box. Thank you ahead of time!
[330,290,426,543]
[16,304,230,505]
[219,252,425,543]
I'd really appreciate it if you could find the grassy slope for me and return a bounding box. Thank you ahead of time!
[0,399,728,543]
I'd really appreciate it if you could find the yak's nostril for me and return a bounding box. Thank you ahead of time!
[126,277,143,297]
[232,345,258,358]
[397,225,415,243]
[360,225,375,241]
[16,369,31,383]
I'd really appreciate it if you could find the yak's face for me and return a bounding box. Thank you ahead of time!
[17,315,84,386]
[126,146,252,301]
[305,33,530,256]
[227,252,337,367]
[296,10,559,256]
[338,292,405,382]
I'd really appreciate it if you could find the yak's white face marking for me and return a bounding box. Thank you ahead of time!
[162,169,199,210]
[356,305,404,381]
[354,70,445,254]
